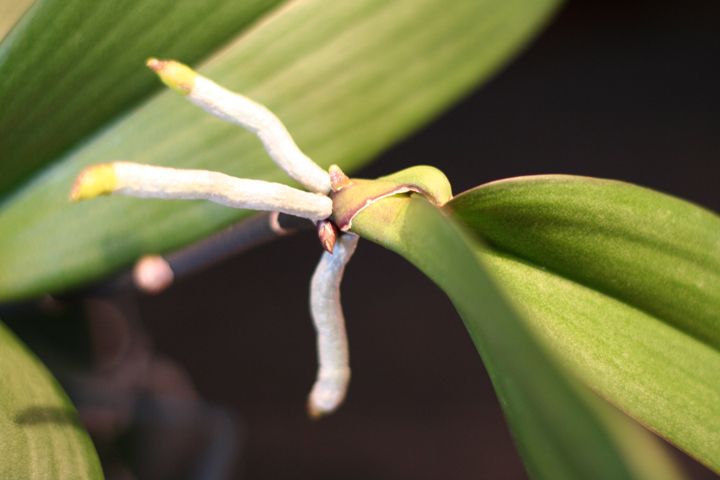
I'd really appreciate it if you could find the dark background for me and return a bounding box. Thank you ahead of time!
[12,0,720,479]
[141,1,720,479]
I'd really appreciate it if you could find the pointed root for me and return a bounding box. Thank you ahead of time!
[70,163,118,201]
[146,58,197,95]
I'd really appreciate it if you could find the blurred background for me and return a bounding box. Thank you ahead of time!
[5,0,719,478]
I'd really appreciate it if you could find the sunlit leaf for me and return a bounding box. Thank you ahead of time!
[449,175,720,472]
[451,175,720,348]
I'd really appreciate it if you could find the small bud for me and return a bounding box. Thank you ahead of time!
[317,220,338,253]
[146,58,197,95]
[329,165,352,192]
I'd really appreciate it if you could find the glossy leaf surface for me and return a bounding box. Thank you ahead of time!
[449,175,720,472]
[451,175,720,348]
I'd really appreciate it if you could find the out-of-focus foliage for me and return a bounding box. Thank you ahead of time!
[0,321,102,479]
[0,0,560,301]
[0,0,34,40]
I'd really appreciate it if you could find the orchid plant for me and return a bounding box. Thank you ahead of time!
[71,58,458,419]
[0,1,718,479]
[72,59,358,419]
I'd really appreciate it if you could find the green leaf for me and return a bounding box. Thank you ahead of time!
[589,398,684,480]
[449,175,720,472]
[0,0,561,301]
[0,320,102,478]
[0,0,283,194]
[451,175,720,348]
[350,194,645,479]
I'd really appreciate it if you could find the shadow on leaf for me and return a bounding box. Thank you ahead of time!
[14,406,84,431]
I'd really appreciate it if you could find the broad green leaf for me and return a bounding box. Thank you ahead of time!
[0,320,102,478]
[449,175,720,472]
[350,194,640,479]
[480,247,720,472]
[0,0,561,301]
[450,175,720,348]
[0,0,283,194]
[0,0,33,40]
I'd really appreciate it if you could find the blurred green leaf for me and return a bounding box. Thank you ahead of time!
[0,0,283,194]
[351,194,647,479]
[449,175,720,472]
[0,0,560,301]
[0,320,102,478]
